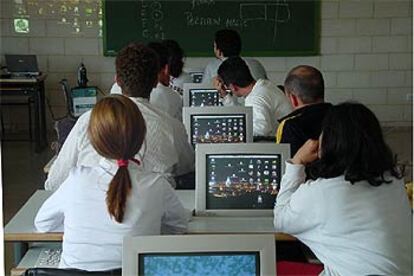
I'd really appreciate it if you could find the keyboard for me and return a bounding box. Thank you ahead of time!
[34,248,62,268]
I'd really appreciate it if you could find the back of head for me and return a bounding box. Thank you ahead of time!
[115,43,159,98]
[308,102,401,186]
[88,95,147,223]
[284,65,324,104]
[162,39,185,78]
[147,41,169,70]
[217,56,254,87]
[214,29,242,57]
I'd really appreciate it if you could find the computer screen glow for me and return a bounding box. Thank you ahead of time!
[206,154,281,210]
[190,89,220,107]
[190,114,246,146]
[139,252,259,276]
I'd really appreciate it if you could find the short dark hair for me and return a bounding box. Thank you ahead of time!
[307,102,402,186]
[214,29,242,57]
[217,57,254,88]
[162,39,185,78]
[147,41,169,69]
[284,65,324,104]
[115,43,159,98]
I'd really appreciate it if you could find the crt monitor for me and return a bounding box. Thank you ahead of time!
[183,83,221,107]
[195,143,290,217]
[122,234,276,276]
[70,87,97,117]
[183,106,253,148]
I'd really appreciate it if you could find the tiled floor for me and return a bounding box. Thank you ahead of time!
[1,126,412,275]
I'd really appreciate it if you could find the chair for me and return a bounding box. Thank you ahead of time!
[23,268,121,276]
[51,79,77,153]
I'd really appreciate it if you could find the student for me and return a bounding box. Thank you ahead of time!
[148,42,183,121]
[217,56,292,137]
[45,43,194,191]
[276,65,332,156]
[35,95,188,271]
[162,39,193,94]
[202,29,267,85]
[274,102,413,275]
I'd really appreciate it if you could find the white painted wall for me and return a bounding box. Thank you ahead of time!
[0,0,412,129]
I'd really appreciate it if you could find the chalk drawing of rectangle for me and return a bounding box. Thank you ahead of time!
[240,4,267,21]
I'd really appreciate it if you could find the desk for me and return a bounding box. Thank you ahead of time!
[5,190,294,263]
[0,75,48,152]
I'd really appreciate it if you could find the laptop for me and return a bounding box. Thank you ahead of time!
[5,54,40,77]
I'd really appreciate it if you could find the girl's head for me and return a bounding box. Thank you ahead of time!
[308,102,401,186]
[88,95,146,222]
[162,39,185,78]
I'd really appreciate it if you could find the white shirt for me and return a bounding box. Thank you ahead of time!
[110,83,122,94]
[45,97,194,191]
[170,72,193,94]
[36,159,188,271]
[274,162,413,276]
[222,79,292,137]
[202,57,267,85]
[150,83,183,121]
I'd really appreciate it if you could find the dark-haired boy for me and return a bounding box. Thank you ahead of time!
[217,57,291,137]
[276,65,332,156]
[202,29,267,85]
[46,43,194,191]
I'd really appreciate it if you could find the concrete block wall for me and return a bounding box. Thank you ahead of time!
[0,0,412,130]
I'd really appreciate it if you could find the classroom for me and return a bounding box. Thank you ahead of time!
[0,0,413,275]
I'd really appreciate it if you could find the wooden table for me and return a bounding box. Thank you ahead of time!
[0,75,48,152]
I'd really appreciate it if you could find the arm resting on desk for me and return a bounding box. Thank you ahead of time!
[35,177,73,232]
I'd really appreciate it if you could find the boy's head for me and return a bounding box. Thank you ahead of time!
[217,56,254,96]
[214,29,242,58]
[147,42,170,86]
[115,43,159,99]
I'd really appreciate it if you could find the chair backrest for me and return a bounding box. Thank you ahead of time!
[59,79,74,118]
[24,268,121,276]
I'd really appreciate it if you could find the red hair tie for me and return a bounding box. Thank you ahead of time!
[117,158,141,167]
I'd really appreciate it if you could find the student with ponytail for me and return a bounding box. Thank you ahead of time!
[35,95,188,271]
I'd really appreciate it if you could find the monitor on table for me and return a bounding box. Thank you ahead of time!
[122,234,276,276]
[183,83,221,107]
[195,143,290,217]
[183,106,253,148]
[70,86,97,117]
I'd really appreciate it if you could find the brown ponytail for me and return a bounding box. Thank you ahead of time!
[88,95,146,223]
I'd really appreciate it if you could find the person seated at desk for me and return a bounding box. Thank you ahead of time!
[45,43,194,191]
[274,102,413,275]
[216,56,292,137]
[202,29,267,85]
[276,65,332,156]
[35,95,188,271]
[147,42,183,121]
[162,39,193,94]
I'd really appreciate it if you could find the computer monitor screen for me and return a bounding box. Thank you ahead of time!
[189,88,220,107]
[71,87,97,117]
[195,143,290,216]
[190,72,204,83]
[122,235,275,276]
[191,114,246,146]
[206,153,281,210]
[139,252,259,275]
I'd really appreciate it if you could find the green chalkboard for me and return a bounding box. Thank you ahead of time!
[103,0,320,57]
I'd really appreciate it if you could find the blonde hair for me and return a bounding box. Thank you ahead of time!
[88,95,146,223]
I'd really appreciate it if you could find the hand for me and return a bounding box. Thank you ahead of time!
[292,139,319,165]
[213,76,227,98]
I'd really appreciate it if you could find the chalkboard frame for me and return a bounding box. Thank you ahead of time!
[102,0,321,57]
